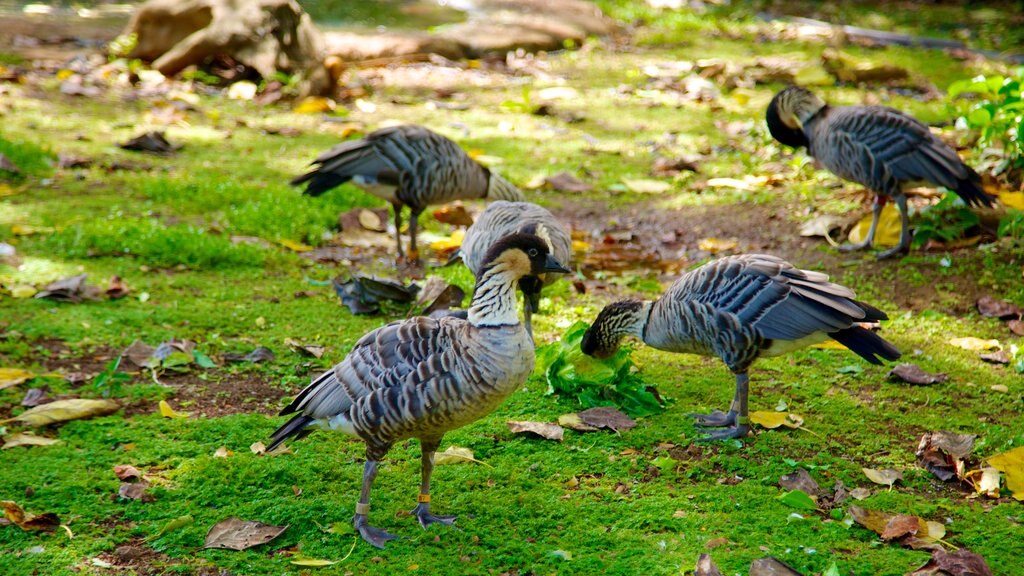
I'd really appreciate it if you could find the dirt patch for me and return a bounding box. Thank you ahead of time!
[92,537,181,576]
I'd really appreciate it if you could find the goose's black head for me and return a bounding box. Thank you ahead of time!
[478,232,571,281]
[766,86,825,149]
[581,299,645,359]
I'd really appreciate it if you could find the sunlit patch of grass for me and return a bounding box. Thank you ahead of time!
[0,134,54,179]
[0,256,80,286]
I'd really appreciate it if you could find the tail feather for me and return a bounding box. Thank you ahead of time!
[267,414,315,452]
[852,299,889,322]
[954,169,997,208]
[829,326,901,366]
[290,171,352,196]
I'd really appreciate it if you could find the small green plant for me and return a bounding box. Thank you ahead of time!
[948,69,1024,186]
[998,209,1024,241]
[912,193,981,248]
[92,357,133,398]
[535,321,665,417]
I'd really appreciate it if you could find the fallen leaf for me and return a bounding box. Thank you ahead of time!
[214,446,232,458]
[704,537,729,549]
[293,96,336,114]
[433,203,474,227]
[850,487,871,500]
[557,413,598,432]
[429,229,465,259]
[799,214,843,238]
[105,276,130,299]
[986,446,1024,500]
[974,467,1001,498]
[291,559,338,566]
[1012,320,1024,336]
[544,172,592,193]
[622,178,671,194]
[223,347,275,363]
[2,433,61,449]
[862,467,903,487]
[749,411,804,429]
[357,209,385,232]
[577,407,637,432]
[749,557,804,576]
[697,237,737,254]
[148,515,194,541]
[284,338,326,359]
[979,350,1011,364]
[203,517,287,551]
[916,431,976,481]
[113,465,143,481]
[1,501,60,531]
[880,514,920,540]
[119,131,180,154]
[694,553,723,576]
[948,337,1001,352]
[118,481,149,501]
[1000,190,1024,210]
[976,296,1021,319]
[157,400,189,419]
[4,398,118,426]
[507,420,564,441]
[779,468,820,496]
[848,204,901,247]
[888,364,948,385]
[433,445,477,465]
[34,274,102,303]
[652,156,700,176]
[276,238,314,252]
[0,368,35,390]
[910,548,994,576]
[333,273,420,315]
[122,340,157,367]
[778,489,817,511]
[414,279,465,316]
[227,80,257,100]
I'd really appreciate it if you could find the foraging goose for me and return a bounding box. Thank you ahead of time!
[767,86,996,259]
[291,125,526,260]
[581,254,900,440]
[267,233,570,548]
[456,201,573,336]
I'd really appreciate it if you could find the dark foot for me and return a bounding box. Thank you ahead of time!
[695,423,751,442]
[412,503,457,529]
[874,245,909,260]
[836,241,871,253]
[687,409,736,428]
[353,514,400,549]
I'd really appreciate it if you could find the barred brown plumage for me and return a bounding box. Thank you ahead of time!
[267,233,570,548]
[456,201,573,336]
[766,86,997,259]
[581,254,900,440]
[290,124,525,260]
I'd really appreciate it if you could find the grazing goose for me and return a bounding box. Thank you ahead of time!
[267,233,570,548]
[291,125,526,261]
[766,86,996,259]
[581,254,901,440]
[455,201,573,337]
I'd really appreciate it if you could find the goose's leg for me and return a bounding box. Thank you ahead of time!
[352,458,399,548]
[875,194,910,260]
[693,373,751,441]
[838,194,884,252]
[412,439,457,529]
[391,202,405,259]
[407,209,424,263]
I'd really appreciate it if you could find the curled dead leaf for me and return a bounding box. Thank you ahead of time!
[778,468,820,496]
[1,500,60,531]
[862,467,903,487]
[910,548,994,576]
[888,364,948,385]
[507,420,564,441]
[434,445,477,465]
[976,295,1021,319]
[2,432,62,449]
[577,407,636,432]
[114,465,143,481]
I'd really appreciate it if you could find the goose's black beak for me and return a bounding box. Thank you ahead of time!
[543,255,571,274]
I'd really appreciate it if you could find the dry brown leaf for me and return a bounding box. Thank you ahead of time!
[693,553,723,576]
[106,276,131,299]
[979,350,1011,364]
[976,296,1021,319]
[880,514,920,540]
[114,465,143,481]
[577,407,636,432]
[910,548,994,576]
[544,172,592,193]
[1,500,60,532]
[748,556,804,576]
[283,338,326,359]
[888,364,948,385]
[4,398,118,427]
[203,517,288,551]
[433,203,474,227]
[507,421,564,441]
[2,432,61,449]
[916,431,975,482]
[850,487,871,500]
[862,467,903,487]
[778,468,820,496]
[1008,319,1024,336]
[118,481,149,501]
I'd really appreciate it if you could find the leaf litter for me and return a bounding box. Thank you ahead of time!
[889,364,949,385]
[862,468,903,488]
[4,398,119,426]
[507,420,564,441]
[203,517,287,551]
[1,500,60,532]
[848,505,945,552]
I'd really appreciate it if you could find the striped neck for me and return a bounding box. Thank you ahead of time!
[467,261,522,327]
[631,301,654,342]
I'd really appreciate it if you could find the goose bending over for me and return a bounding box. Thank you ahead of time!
[581,254,901,440]
[291,125,526,261]
[267,233,570,548]
[767,86,996,259]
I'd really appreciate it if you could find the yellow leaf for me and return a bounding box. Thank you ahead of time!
[430,229,465,257]
[999,191,1024,210]
[811,340,846,350]
[987,446,1024,500]
[4,399,118,426]
[622,178,672,194]
[571,240,591,253]
[975,466,1001,498]
[848,204,900,247]
[793,65,835,87]
[434,445,476,465]
[948,337,1001,352]
[466,59,481,69]
[275,238,313,252]
[9,285,38,299]
[0,368,35,390]
[290,559,337,567]
[920,520,946,543]
[293,96,336,114]
[749,411,804,429]
[56,69,74,80]
[2,433,62,449]
[0,184,17,197]
[698,237,737,254]
[158,400,189,419]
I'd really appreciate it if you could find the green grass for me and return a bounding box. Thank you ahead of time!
[2,2,1024,575]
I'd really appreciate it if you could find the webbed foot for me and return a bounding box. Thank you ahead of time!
[354,514,400,549]
[412,503,457,529]
[687,409,737,428]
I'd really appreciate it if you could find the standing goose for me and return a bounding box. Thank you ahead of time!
[456,201,573,336]
[267,233,570,548]
[291,125,526,260]
[766,86,996,259]
[581,254,900,440]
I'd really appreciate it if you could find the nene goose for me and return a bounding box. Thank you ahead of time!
[766,86,996,259]
[291,125,526,260]
[581,254,900,440]
[456,201,573,337]
[267,233,570,548]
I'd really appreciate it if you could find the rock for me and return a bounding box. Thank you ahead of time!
[323,31,466,62]
[124,0,330,97]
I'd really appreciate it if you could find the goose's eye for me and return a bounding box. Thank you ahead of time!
[528,248,538,257]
